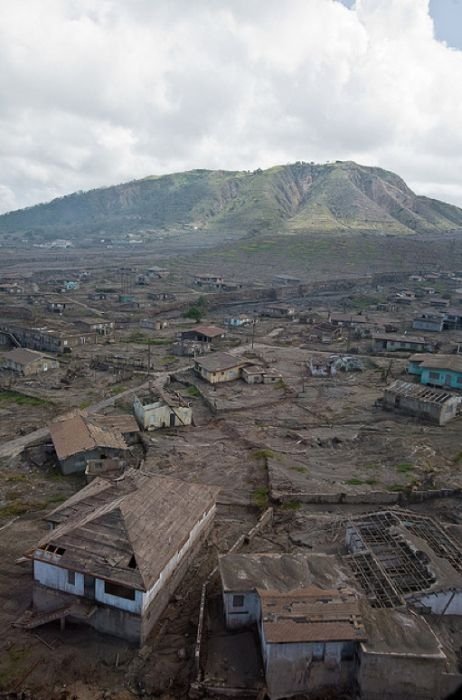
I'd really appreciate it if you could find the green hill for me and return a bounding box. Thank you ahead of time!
[1,161,462,242]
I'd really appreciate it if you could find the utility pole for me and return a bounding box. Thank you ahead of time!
[251,318,256,349]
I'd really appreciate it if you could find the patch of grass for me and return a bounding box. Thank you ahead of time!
[47,494,67,504]
[110,385,127,395]
[0,645,30,686]
[0,499,48,518]
[252,486,269,509]
[281,500,302,511]
[252,448,274,460]
[396,463,413,474]
[388,483,406,492]
[454,451,462,464]
[186,385,201,397]
[4,474,28,483]
[290,466,308,474]
[0,390,51,407]
[274,379,286,390]
[126,332,170,346]
[79,400,91,409]
[346,478,364,486]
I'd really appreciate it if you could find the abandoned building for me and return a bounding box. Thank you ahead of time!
[49,413,130,474]
[21,469,219,644]
[179,325,225,344]
[74,318,114,335]
[133,394,192,430]
[0,325,94,353]
[372,333,434,353]
[1,348,59,375]
[194,352,248,384]
[193,273,224,289]
[139,318,169,331]
[408,354,462,389]
[412,310,445,333]
[381,379,461,425]
[224,314,253,328]
[263,303,296,319]
[241,365,282,384]
[308,322,343,344]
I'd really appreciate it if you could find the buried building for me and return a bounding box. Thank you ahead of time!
[18,469,219,644]
[382,379,462,425]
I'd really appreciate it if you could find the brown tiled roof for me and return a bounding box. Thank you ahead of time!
[195,351,247,372]
[49,414,128,461]
[90,414,139,434]
[259,586,366,644]
[30,469,219,591]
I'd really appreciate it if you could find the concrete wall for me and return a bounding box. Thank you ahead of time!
[33,559,85,596]
[411,589,462,615]
[382,390,458,426]
[134,397,192,430]
[358,649,446,700]
[60,447,124,475]
[196,364,242,384]
[95,578,143,614]
[260,628,354,700]
[223,591,260,629]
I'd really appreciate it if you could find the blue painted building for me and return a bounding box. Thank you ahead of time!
[408,354,462,389]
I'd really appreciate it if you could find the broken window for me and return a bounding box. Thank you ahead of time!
[128,555,137,569]
[429,371,440,381]
[40,544,66,556]
[232,594,245,608]
[104,581,136,600]
[67,570,76,585]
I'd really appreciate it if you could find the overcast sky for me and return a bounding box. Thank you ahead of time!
[1,0,462,214]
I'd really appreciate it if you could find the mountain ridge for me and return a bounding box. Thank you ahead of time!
[1,161,462,242]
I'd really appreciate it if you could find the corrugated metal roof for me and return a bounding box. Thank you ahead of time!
[195,351,247,372]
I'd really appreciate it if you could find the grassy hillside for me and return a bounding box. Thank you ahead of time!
[1,161,462,242]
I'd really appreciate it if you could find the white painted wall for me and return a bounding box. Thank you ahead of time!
[95,579,143,614]
[33,559,84,596]
[223,590,261,628]
[141,504,215,612]
[412,589,462,615]
[134,397,192,429]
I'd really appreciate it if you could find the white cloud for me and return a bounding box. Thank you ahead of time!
[0,0,461,213]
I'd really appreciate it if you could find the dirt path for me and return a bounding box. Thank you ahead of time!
[0,369,191,460]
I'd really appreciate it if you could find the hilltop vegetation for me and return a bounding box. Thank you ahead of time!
[1,161,462,242]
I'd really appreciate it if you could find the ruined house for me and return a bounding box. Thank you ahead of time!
[412,310,445,333]
[263,303,296,319]
[219,552,365,699]
[193,273,224,289]
[1,348,59,375]
[382,379,461,425]
[241,365,282,384]
[194,352,248,384]
[133,395,192,430]
[179,325,225,344]
[49,413,130,475]
[22,469,219,644]
[372,333,434,353]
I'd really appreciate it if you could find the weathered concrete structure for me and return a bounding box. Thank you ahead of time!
[382,379,461,425]
[1,348,59,375]
[133,395,192,430]
[23,470,219,644]
[194,352,248,384]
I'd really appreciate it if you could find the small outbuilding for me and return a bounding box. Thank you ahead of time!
[133,395,192,430]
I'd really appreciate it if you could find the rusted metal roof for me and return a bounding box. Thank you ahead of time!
[2,348,47,366]
[90,414,139,434]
